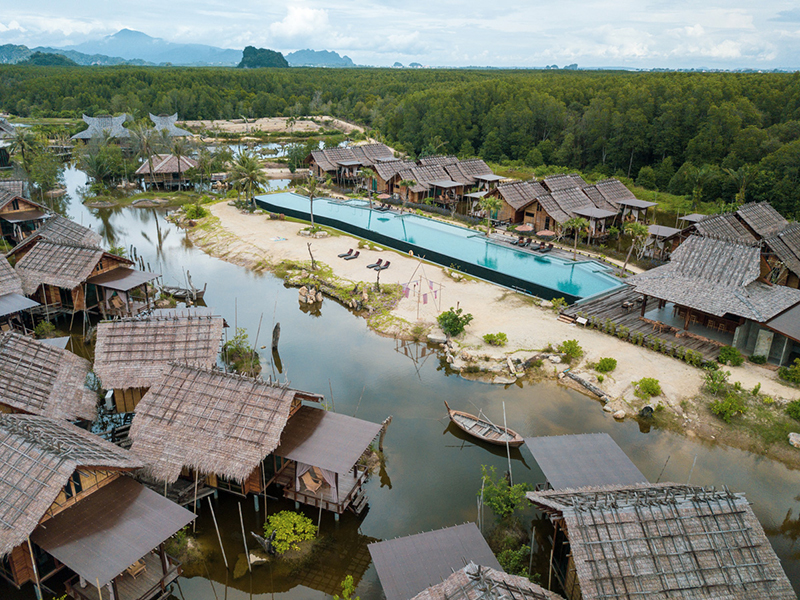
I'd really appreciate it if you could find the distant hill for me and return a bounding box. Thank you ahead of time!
[0,44,31,64]
[0,43,151,66]
[17,52,78,67]
[69,29,241,66]
[286,49,355,67]
[237,46,289,68]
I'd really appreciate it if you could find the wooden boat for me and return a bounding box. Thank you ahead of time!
[444,401,524,447]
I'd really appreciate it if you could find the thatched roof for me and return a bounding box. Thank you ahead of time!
[308,143,394,172]
[527,482,795,600]
[418,155,459,167]
[630,235,800,321]
[692,213,756,242]
[0,256,23,297]
[412,564,562,600]
[148,113,193,137]
[550,187,595,218]
[134,154,198,176]
[590,179,638,210]
[0,332,96,421]
[737,202,788,237]
[0,332,97,421]
[444,159,495,186]
[0,190,45,213]
[71,114,131,140]
[0,118,14,138]
[0,414,141,557]
[129,364,321,483]
[93,314,224,390]
[35,214,102,247]
[765,223,800,277]
[0,180,26,198]
[492,181,546,211]
[542,173,588,192]
[14,240,106,294]
[374,160,416,181]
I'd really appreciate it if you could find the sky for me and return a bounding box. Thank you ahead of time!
[1,0,800,69]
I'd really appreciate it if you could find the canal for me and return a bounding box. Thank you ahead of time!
[6,166,800,599]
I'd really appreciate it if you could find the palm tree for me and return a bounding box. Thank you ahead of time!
[724,164,757,206]
[171,137,190,191]
[8,126,42,175]
[563,217,590,261]
[398,179,416,210]
[229,150,267,207]
[690,164,711,210]
[622,221,649,272]
[478,195,502,236]
[296,175,320,227]
[130,123,161,190]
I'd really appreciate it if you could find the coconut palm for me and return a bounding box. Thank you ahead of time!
[622,221,649,272]
[398,179,416,209]
[724,164,757,206]
[8,126,42,175]
[171,136,190,191]
[563,217,590,261]
[130,123,161,190]
[478,195,502,236]
[295,175,320,227]
[229,150,267,207]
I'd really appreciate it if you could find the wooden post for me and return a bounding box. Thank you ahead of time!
[207,497,228,570]
[640,295,648,317]
[238,502,251,572]
[26,537,42,600]
[272,323,280,351]
[111,577,120,600]
[192,470,199,533]
[548,521,558,591]
[503,401,512,486]
[96,578,103,600]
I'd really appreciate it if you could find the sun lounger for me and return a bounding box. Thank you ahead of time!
[376,261,391,271]
[510,238,520,246]
[338,248,353,258]
[534,242,546,251]
[366,258,383,269]
[343,250,360,260]
[540,243,553,253]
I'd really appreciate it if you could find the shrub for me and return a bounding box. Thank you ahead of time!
[710,394,747,423]
[264,510,317,554]
[478,465,531,520]
[633,377,662,400]
[437,307,474,337]
[749,354,767,365]
[497,545,532,579]
[703,368,730,395]
[184,203,209,219]
[550,297,567,313]
[596,357,617,373]
[752,383,761,396]
[596,374,604,383]
[779,359,800,384]
[786,400,800,422]
[557,339,583,362]
[483,332,508,347]
[334,576,359,600]
[33,320,55,339]
[718,346,744,366]
[222,327,261,373]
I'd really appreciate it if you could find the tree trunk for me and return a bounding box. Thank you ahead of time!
[623,242,635,272]
[627,149,635,178]
[310,196,315,227]
[573,231,579,261]
[307,242,317,271]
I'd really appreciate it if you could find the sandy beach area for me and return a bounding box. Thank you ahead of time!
[199,202,800,414]
[179,116,365,135]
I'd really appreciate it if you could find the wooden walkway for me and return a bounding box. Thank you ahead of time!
[563,287,723,361]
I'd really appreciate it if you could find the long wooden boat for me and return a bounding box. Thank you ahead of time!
[444,401,524,447]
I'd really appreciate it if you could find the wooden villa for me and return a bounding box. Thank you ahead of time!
[487,180,546,223]
[0,256,38,333]
[412,563,562,600]
[584,179,656,223]
[135,154,198,190]
[0,332,96,421]
[629,235,800,365]
[0,414,195,600]
[306,143,395,183]
[390,165,463,207]
[371,160,417,194]
[527,483,795,600]
[0,191,48,246]
[31,214,102,247]
[93,313,224,412]
[129,363,324,498]
[71,114,132,142]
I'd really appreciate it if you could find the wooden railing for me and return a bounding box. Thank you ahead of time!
[65,555,181,600]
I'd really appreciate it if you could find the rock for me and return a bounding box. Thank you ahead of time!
[507,358,517,375]
[548,355,562,364]
[427,332,448,344]
[492,375,516,385]
[446,354,454,364]
[603,404,614,412]
[461,351,471,361]
[790,433,800,448]
[249,552,268,566]
[300,270,308,278]
[557,371,565,379]
[613,410,626,420]
[299,286,308,295]
[306,295,316,305]
[362,291,369,303]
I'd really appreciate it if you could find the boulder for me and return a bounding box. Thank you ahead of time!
[790,433,800,449]
[427,332,448,344]
[603,403,614,413]
[613,410,626,420]
[492,375,516,385]
[316,292,323,302]
[548,355,562,364]
[507,358,517,375]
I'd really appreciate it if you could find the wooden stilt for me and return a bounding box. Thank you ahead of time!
[208,497,228,570]
[238,502,251,572]
[26,537,42,600]
[193,471,199,533]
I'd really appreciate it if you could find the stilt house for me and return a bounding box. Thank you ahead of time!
[0,257,38,333]
[372,160,417,194]
[0,414,194,600]
[0,332,96,421]
[93,314,225,412]
[412,564,563,600]
[306,143,394,182]
[129,363,324,497]
[0,191,47,246]
[527,483,795,600]
[135,154,198,190]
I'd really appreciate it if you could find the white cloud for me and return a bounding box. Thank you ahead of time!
[268,6,329,43]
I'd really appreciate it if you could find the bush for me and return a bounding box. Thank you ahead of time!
[718,346,744,366]
[437,307,473,337]
[264,510,317,554]
[478,465,531,520]
[557,339,583,363]
[786,400,800,422]
[596,374,604,383]
[749,354,767,365]
[483,332,508,347]
[184,203,209,219]
[710,394,747,423]
[703,368,730,396]
[633,377,661,400]
[33,320,55,339]
[222,327,261,373]
[497,545,531,578]
[550,297,567,313]
[779,359,800,384]
[595,357,617,373]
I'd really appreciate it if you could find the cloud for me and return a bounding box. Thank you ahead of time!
[0,21,24,33]
[268,6,329,44]
[770,8,800,22]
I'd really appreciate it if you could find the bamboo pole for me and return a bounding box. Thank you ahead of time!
[503,401,512,486]
[26,536,42,600]
[207,497,228,570]
[96,578,103,600]
[193,470,199,533]
[238,502,251,572]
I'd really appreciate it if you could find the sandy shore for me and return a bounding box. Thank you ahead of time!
[179,116,365,135]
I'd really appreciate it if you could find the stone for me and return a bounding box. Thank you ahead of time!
[789,432,800,448]
[507,358,517,375]
[249,552,268,566]
[492,375,516,385]
[427,332,448,344]
[603,404,614,413]
[548,355,562,364]
[362,291,369,303]
[460,351,471,361]
[613,410,626,420]
[316,292,323,302]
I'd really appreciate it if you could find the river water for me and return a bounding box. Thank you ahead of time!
[7,166,800,599]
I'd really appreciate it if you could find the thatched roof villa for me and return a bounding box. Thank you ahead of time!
[94,313,224,412]
[0,332,96,421]
[134,153,198,190]
[148,113,193,137]
[129,363,323,496]
[413,564,563,600]
[0,414,194,599]
[0,191,48,246]
[306,143,395,182]
[527,483,795,600]
[70,113,132,141]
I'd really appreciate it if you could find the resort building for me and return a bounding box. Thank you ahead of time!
[93,313,225,412]
[148,113,193,137]
[412,564,563,600]
[25,214,102,248]
[390,164,464,207]
[0,332,96,421]
[135,154,198,190]
[527,483,795,600]
[0,256,38,333]
[371,160,418,194]
[0,191,47,246]
[306,143,395,183]
[0,414,194,600]
[71,114,132,141]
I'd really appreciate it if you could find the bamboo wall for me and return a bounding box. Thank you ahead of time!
[114,387,147,413]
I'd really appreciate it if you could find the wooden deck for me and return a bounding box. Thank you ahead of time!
[66,552,181,600]
[274,462,367,515]
[563,287,724,361]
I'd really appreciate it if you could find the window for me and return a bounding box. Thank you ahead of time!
[62,472,83,499]
[11,199,19,210]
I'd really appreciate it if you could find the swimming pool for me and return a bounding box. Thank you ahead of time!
[255,193,624,302]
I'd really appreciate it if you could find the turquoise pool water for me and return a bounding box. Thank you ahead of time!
[256,193,624,301]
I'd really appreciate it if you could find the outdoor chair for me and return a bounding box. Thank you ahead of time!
[338,248,353,258]
[301,470,323,494]
[377,261,391,271]
[343,251,360,261]
[535,242,546,251]
[366,259,383,269]
[126,559,146,579]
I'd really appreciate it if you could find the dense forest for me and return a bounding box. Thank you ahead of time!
[1,66,799,216]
